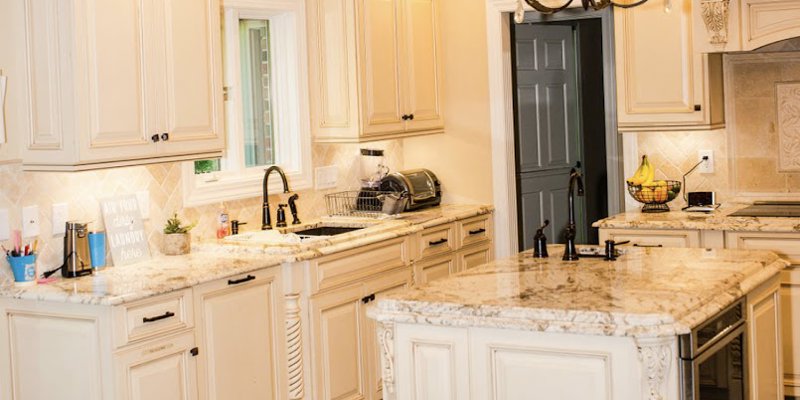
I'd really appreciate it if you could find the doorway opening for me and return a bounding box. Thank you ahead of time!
[511,10,613,250]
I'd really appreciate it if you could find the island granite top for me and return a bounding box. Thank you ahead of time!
[593,203,800,232]
[0,204,493,306]
[367,246,788,338]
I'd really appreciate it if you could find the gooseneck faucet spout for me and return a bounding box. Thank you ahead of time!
[563,168,585,261]
[262,166,290,230]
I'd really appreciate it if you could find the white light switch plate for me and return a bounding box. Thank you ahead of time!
[315,165,339,190]
[0,209,9,241]
[52,203,68,235]
[22,206,40,238]
[136,191,150,219]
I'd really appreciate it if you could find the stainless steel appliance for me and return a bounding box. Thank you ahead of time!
[679,298,746,400]
[729,201,800,217]
[62,222,93,278]
[379,168,441,211]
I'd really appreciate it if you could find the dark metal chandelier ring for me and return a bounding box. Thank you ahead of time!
[522,0,650,14]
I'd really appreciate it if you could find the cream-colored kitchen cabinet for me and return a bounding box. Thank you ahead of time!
[309,283,367,400]
[113,331,199,400]
[12,0,223,171]
[457,242,493,271]
[414,253,456,284]
[598,228,702,248]
[193,269,285,400]
[694,0,800,53]
[307,0,444,142]
[615,0,724,132]
[746,273,784,400]
[726,231,800,396]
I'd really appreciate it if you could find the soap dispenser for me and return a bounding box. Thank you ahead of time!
[532,220,550,258]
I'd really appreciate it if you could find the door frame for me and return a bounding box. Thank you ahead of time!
[485,0,622,258]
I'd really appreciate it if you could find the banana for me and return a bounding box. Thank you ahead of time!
[642,156,656,186]
[627,155,650,186]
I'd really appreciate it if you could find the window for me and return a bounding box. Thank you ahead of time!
[183,1,311,207]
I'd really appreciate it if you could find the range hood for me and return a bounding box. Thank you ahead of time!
[694,0,800,54]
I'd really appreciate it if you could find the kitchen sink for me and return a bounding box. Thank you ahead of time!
[291,226,364,236]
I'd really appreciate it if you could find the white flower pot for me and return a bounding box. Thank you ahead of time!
[163,233,191,255]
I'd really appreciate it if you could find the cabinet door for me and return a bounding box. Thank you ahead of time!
[400,0,444,133]
[194,271,281,400]
[363,268,412,400]
[614,0,711,129]
[114,332,198,400]
[309,283,368,400]
[783,269,800,396]
[357,0,406,137]
[747,274,784,400]
[79,0,154,162]
[159,0,223,155]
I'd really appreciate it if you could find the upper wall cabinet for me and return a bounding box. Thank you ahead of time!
[12,0,224,171]
[615,0,725,132]
[694,0,800,53]
[307,0,445,143]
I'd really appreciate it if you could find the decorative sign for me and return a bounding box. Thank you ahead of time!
[777,82,800,172]
[101,195,150,266]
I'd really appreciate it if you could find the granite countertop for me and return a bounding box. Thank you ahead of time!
[0,204,493,306]
[367,246,788,338]
[593,203,800,232]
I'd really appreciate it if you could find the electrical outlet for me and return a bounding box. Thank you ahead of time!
[52,203,68,235]
[136,191,150,219]
[0,209,9,241]
[698,150,714,174]
[21,206,40,238]
[315,165,339,190]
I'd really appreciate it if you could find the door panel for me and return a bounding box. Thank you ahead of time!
[512,23,585,250]
[402,0,443,132]
[82,0,152,161]
[114,332,198,400]
[359,0,405,136]
[160,0,223,154]
[310,284,366,400]
[195,275,279,399]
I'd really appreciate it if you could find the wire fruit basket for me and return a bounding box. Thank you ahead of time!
[626,180,682,213]
[325,190,407,218]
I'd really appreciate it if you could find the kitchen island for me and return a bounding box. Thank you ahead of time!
[367,245,788,400]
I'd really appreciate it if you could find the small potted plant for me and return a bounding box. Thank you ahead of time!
[163,213,196,255]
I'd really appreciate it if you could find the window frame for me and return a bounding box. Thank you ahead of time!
[182,0,312,207]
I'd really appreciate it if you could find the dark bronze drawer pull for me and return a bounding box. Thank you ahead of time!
[468,228,486,236]
[142,311,175,323]
[429,238,448,246]
[633,244,663,248]
[228,275,256,285]
[361,294,376,304]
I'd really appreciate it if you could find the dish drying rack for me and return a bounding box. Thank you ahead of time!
[325,190,407,218]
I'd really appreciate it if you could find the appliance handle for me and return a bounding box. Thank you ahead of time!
[694,319,745,357]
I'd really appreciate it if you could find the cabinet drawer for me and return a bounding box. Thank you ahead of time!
[458,244,493,271]
[599,229,700,248]
[310,237,410,293]
[457,214,493,248]
[414,254,456,286]
[112,289,193,349]
[417,223,457,260]
[726,232,800,265]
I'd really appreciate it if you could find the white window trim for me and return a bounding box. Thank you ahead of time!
[182,0,312,207]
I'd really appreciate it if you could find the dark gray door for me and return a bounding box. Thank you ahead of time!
[513,23,586,250]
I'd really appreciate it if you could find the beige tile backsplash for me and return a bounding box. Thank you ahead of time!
[0,141,403,271]
[636,50,800,207]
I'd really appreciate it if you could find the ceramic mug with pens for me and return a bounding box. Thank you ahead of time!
[3,230,39,286]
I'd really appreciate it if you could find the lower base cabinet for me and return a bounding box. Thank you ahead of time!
[309,267,411,400]
[114,332,199,400]
[193,268,284,400]
[746,273,784,400]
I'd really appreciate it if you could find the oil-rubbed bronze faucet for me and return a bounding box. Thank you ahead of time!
[262,166,290,230]
[563,168,584,261]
